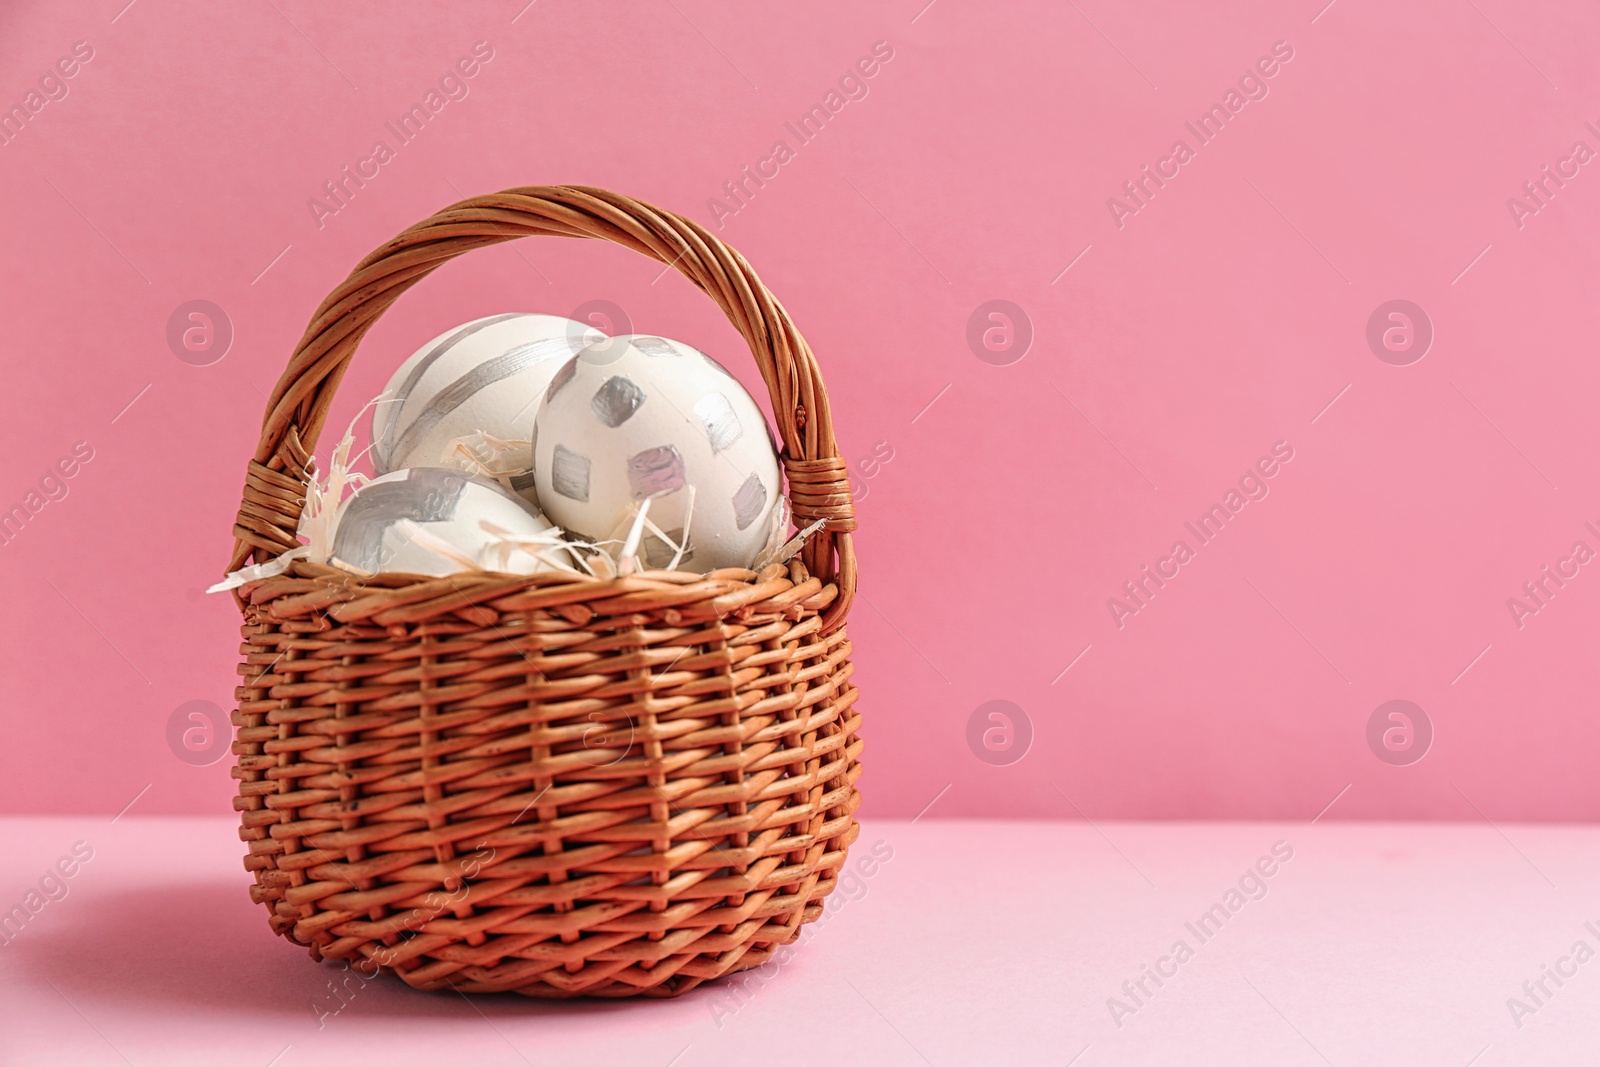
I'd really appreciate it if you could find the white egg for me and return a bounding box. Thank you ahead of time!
[531,334,782,572]
[330,467,573,577]
[370,313,605,502]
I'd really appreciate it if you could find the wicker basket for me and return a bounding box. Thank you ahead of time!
[225,186,861,998]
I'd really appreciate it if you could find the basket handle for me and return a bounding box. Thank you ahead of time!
[228,185,857,627]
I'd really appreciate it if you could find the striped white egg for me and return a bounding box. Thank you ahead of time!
[531,334,782,572]
[331,467,572,577]
[371,313,605,502]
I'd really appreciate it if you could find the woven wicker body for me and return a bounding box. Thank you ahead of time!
[227,187,861,998]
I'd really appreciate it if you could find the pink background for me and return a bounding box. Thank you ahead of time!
[3,0,1599,822]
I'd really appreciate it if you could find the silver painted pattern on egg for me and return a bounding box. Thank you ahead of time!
[627,445,686,498]
[731,472,768,531]
[551,444,592,502]
[562,526,601,549]
[589,375,646,427]
[332,468,470,570]
[700,352,736,379]
[692,392,743,454]
[641,527,694,569]
[387,337,585,464]
[374,313,523,469]
[545,355,580,402]
[629,336,681,358]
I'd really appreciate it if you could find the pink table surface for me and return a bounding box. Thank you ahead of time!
[2,816,1597,1066]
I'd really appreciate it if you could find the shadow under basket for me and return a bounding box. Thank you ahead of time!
[226,186,862,998]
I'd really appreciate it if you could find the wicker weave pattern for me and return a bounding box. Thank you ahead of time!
[228,187,861,997]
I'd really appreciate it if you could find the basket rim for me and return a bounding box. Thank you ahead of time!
[240,557,840,625]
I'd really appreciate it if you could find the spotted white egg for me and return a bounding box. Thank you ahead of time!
[371,313,605,502]
[331,467,572,577]
[531,334,782,571]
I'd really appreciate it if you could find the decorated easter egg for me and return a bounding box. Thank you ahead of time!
[330,467,572,577]
[370,313,604,498]
[531,334,782,571]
